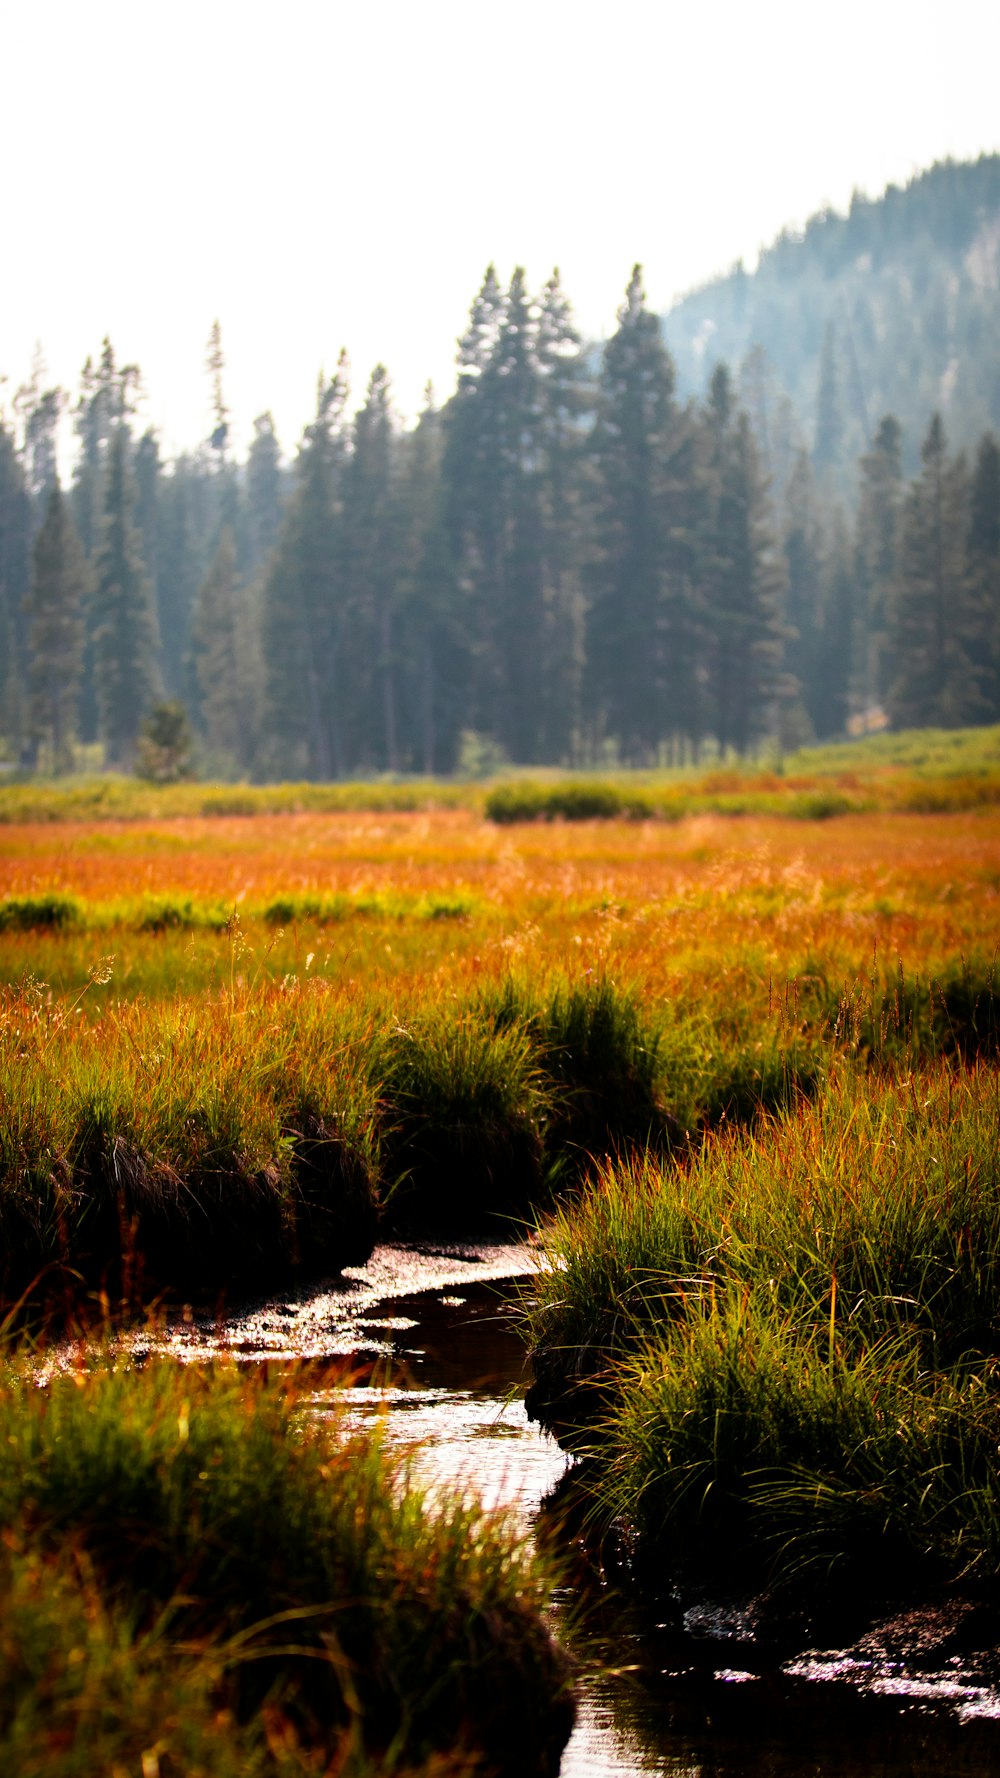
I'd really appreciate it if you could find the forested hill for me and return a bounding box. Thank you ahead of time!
[662,156,1000,479]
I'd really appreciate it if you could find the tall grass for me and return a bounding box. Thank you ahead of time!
[0,1356,573,1774]
[522,1060,1000,1598]
[601,1299,1000,1595]
[524,1062,1000,1385]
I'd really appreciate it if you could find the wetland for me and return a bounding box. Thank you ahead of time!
[2,763,1000,1773]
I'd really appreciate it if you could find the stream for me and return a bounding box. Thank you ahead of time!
[123,1239,1000,1777]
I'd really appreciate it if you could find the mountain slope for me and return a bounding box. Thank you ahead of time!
[662,155,1000,478]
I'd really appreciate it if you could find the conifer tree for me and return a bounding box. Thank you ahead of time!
[701,366,789,754]
[25,483,88,771]
[262,355,350,777]
[782,449,826,740]
[855,414,903,718]
[0,418,31,759]
[92,428,161,766]
[246,413,284,573]
[491,267,548,760]
[345,365,402,769]
[966,431,1000,720]
[191,525,259,770]
[585,266,683,762]
[812,507,855,739]
[888,415,983,728]
[72,341,146,742]
[813,320,843,474]
[396,388,464,774]
[14,350,63,511]
[534,270,591,760]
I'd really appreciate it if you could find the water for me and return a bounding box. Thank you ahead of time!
[123,1242,1000,1776]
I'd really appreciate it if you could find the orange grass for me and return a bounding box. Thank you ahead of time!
[1,808,997,1009]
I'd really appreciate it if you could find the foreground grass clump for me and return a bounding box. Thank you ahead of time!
[0,979,383,1303]
[601,1301,1000,1597]
[0,1359,573,1776]
[523,1061,1000,1597]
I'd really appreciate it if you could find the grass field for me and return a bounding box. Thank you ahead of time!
[2,743,1000,1699]
[1,794,997,1299]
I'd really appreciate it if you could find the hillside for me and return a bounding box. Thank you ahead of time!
[662,156,1000,480]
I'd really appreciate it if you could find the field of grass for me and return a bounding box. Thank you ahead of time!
[1,797,998,1301]
[0,1353,572,1776]
[3,721,1000,827]
[2,760,999,1674]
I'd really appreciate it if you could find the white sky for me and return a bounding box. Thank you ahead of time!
[4,0,999,461]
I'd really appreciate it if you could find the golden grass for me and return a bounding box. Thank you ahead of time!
[1,808,997,1010]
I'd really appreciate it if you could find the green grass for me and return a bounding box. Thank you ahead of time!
[0,895,81,932]
[1,950,995,1316]
[5,723,1000,825]
[599,1297,1000,1596]
[0,1356,573,1775]
[0,776,471,823]
[522,1059,1000,1597]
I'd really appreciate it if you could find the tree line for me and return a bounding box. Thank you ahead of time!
[2,269,999,779]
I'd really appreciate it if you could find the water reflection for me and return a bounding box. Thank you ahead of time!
[104,1244,1000,1776]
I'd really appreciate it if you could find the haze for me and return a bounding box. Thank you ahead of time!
[6,0,999,457]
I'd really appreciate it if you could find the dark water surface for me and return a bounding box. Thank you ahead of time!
[127,1242,1000,1777]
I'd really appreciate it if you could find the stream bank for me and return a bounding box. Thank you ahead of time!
[115,1240,1000,1777]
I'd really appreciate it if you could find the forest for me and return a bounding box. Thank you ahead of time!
[2,158,1000,782]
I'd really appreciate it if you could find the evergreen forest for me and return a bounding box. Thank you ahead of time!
[2,158,1000,781]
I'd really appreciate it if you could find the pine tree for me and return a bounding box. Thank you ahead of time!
[262,356,350,777]
[888,415,983,728]
[205,320,229,459]
[534,269,591,760]
[246,413,284,574]
[25,483,88,771]
[14,349,63,511]
[585,265,683,762]
[93,428,161,767]
[854,414,903,720]
[395,388,464,774]
[342,365,397,768]
[190,525,260,770]
[966,431,1000,719]
[0,418,31,759]
[701,367,789,755]
[811,507,855,739]
[72,341,145,742]
[491,267,548,761]
[813,320,842,474]
[781,449,826,741]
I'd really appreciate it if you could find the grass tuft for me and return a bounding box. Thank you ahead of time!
[0,1357,574,1775]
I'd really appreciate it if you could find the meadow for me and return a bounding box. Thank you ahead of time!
[1,739,1000,1766]
[1,787,998,1299]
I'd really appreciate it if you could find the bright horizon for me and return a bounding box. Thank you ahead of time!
[5,0,1000,463]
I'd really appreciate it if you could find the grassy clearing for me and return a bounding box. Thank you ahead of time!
[0,723,999,828]
[0,1356,572,1776]
[522,1060,1000,1596]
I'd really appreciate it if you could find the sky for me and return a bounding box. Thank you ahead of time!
[4,0,1000,463]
